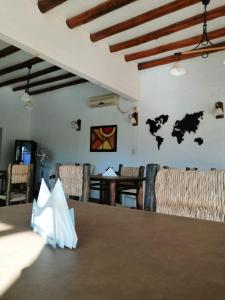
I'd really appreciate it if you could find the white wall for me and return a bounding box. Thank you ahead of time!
[28,51,225,184]
[0,87,31,169]
[138,51,225,170]
[30,83,138,179]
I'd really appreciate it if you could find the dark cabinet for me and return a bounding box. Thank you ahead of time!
[14,140,37,164]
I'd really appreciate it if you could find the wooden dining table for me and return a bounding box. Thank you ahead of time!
[0,202,225,300]
[90,175,145,208]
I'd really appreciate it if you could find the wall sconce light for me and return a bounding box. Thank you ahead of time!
[129,106,138,126]
[71,119,81,131]
[215,102,224,119]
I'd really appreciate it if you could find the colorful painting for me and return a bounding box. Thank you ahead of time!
[90,125,117,152]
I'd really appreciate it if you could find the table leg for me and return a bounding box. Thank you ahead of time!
[109,180,116,206]
[1,177,3,193]
[137,183,143,210]
[100,180,104,204]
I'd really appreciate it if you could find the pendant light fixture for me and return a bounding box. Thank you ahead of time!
[24,100,34,109]
[21,65,34,109]
[180,0,225,57]
[170,53,187,76]
[171,0,225,75]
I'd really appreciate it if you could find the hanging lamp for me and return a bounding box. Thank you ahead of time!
[177,0,225,57]
[170,53,187,76]
[21,65,32,101]
[21,65,34,109]
[170,0,225,75]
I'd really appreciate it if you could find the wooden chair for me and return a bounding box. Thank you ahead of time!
[55,163,90,202]
[117,164,145,209]
[0,164,33,205]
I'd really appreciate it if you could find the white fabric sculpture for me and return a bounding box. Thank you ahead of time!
[31,178,78,249]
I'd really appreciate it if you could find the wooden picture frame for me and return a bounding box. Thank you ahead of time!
[90,125,117,152]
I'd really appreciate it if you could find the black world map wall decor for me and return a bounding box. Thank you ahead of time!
[172,111,204,144]
[194,137,204,145]
[146,115,169,149]
[146,111,204,149]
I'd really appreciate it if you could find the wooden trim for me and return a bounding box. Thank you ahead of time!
[81,164,91,202]
[182,45,225,55]
[125,27,225,61]
[0,57,43,77]
[5,164,12,206]
[55,163,61,180]
[13,73,76,91]
[29,78,88,95]
[38,0,68,13]
[138,41,225,70]
[0,45,20,59]
[0,66,60,88]
[66,0,137,29]
[144,164,160,211]
[110,5,225,52]
[90,0,199,42]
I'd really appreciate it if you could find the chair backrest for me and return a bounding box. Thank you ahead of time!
[10,164,29,184]
[59,165,83,197]
[7,164,32,184]
[5,164,33,205]
[119,164,145,177]
[155,168,225,222]
[56,163,90,202]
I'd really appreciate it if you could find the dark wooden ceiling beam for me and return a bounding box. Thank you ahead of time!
[38,0,68,13]
[0,57,43,77]
[66,0,137,29]
[90,0,200,42]
[13,73,76,91]
[0,66,60,88]
[110,5,225,52]
[138,41,225,70]
[125,27,225,61]
[0,45,20,59]
[29,79,88,95]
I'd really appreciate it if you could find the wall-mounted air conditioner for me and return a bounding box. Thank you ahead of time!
[87,94,119,108]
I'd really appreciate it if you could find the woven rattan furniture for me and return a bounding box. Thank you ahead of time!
[0,164,33,205]
[144,164,225,222]
[55,164,90,202]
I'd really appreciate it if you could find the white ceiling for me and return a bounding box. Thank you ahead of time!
[52,0,225,62]
[0,0,224,95]
[0,40,82,95]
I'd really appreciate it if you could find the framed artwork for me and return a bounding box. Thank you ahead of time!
[90,125,117,152]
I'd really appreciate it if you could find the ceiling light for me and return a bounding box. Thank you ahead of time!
[170,53,186,76]
[24,100,34,109]
[21,91,31,102]
[170,61,186,76]
[21,65,33,105]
